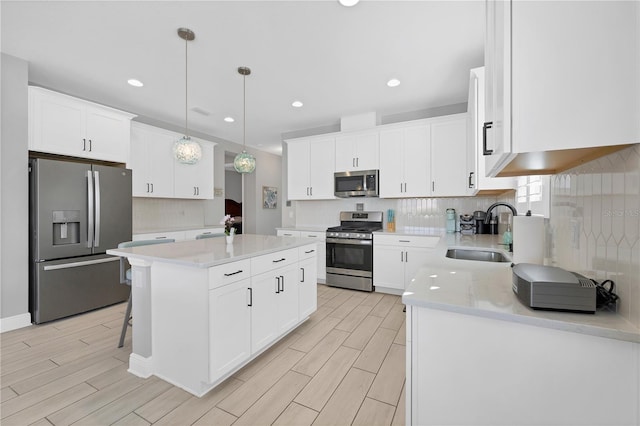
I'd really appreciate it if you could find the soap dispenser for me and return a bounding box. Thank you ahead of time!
[503,223,513,252]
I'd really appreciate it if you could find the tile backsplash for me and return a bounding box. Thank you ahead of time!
[550,144,640,328]
[294,193,516,233]
[133,198,205,232]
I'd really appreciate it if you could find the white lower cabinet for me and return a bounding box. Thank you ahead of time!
[298,245,318,319]
[407,305,640,425]
[374,235,439,291]
[209,278,251,382]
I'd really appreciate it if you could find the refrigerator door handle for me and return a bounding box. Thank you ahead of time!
[43,257,119,271]
[87,170,94,248]
[94,170,101,248]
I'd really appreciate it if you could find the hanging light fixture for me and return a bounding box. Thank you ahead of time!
[173,27,202,165]
[233,66,256,174]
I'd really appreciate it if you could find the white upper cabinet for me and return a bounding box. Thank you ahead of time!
[467,67,516,194]
[335,130,379,172]
[379,123,431,198]
[485,0,640,177]
[130,122,175,198]
[286,137,335,200]
[430,114,469,197]
[129,122,215,200]
[29,86,136,163]
[174,140,214,199]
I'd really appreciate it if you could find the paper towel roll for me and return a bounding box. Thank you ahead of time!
[512,215,545,264]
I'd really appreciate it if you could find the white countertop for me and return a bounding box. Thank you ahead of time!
[402,233,640,343]
[133,225,223,235]
[107,234,316,268]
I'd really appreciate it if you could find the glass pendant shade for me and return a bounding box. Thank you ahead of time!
[234,150,256,174]
[174,136,202,165]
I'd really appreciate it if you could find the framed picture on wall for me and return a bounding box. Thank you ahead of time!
[262,186,277,209]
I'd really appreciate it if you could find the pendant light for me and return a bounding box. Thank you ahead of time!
[173,27,202,165]
[233,66,256,174]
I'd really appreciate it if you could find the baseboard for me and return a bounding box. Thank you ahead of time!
[128,353,153,378]
[0,313,32,333]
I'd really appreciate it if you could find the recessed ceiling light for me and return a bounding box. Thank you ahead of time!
[387,78,401,88]
[224,117,235,123]
[339,0,360,6]
[127,79,143,87]
[292,101,303,108]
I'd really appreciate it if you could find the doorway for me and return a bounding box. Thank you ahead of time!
[224,151,243,234]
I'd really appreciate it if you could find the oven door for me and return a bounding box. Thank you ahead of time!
[326,237,373,277]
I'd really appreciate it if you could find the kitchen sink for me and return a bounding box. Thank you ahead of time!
[445,248,510,263]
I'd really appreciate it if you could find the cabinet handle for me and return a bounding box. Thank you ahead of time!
[400,251,404,262]
[196,186,200,196]
[404,183,407,193]
[275,276,280,293]
[300,267,305,282]
[280,275,285,292]
[82,138,87,151]
[468,172,475,189]
[150,183,154,193]
[146,183,150,193]
[310,187,312,196]
[224,270,243,276]
[155,236,167,239]
[400,183,403,193]
[272,258,286,263]
[483,121,493,155]
[356,157,359,167]
[247,288,252,306]
[432,181,435,192]
[405,251,408,262]
[353,158,356,168]
[305,249,315,253]
[89,139,92,152]
[399,240,410,243]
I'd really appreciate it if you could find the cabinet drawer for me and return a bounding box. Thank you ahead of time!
[132,231,185,242]
[374,234,440,248]
[209,259,251,289]
[184,228,224,240]
[277,230,301,237]
[251,248,298,276]
[299,244,319,261]
[300,231,325,240]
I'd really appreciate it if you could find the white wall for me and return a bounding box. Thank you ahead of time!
[1,53,30,330]
[244,149,282,235]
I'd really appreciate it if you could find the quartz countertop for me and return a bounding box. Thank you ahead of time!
[276,226,333,233]
[402,233,640,343]
[107,234,316,269]
[133,225,224,235]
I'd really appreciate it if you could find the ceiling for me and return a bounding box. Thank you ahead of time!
[1,0,485,155]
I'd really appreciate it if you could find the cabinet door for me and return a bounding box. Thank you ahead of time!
[277,265,300,333]
[308,137,335,199]
[373,245,405,290]
[174,141,214,199]
[250,272,279,353]
[431,116,468,197]
[403,125,431,197]
[335,131,378,171]
[287,141,311,200]
[209,279,251,382]
[84,105,131,163]
[130,123,175,198]
[403,247,430,289]
[298,256,317,319]
[277,230,301,237]
[484,0,515,177]
[379,129,405,198]
[30,87,84,156]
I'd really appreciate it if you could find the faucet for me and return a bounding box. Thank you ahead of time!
[484,202,518,224]
[484,202,518,252]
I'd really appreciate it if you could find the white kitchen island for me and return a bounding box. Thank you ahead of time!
[402,233,640,426]
[107,234,318,397]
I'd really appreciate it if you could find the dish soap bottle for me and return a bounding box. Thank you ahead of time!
[503,223,513,251]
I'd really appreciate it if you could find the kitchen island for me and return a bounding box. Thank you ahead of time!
[402,233,640,425]
[107,234,318,397]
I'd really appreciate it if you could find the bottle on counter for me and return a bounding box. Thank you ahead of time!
[446,208,456,233]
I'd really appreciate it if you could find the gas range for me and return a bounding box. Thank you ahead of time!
[325,211,383,292]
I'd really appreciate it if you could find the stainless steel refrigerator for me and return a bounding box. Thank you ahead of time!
[29,158,132,324]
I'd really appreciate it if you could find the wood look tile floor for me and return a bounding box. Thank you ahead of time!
[1,285,406,426]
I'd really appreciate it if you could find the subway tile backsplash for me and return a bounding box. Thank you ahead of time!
[550,144,640,328]
[133,198,205,232]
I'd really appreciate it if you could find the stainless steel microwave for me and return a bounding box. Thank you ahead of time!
[334,170,379,198]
